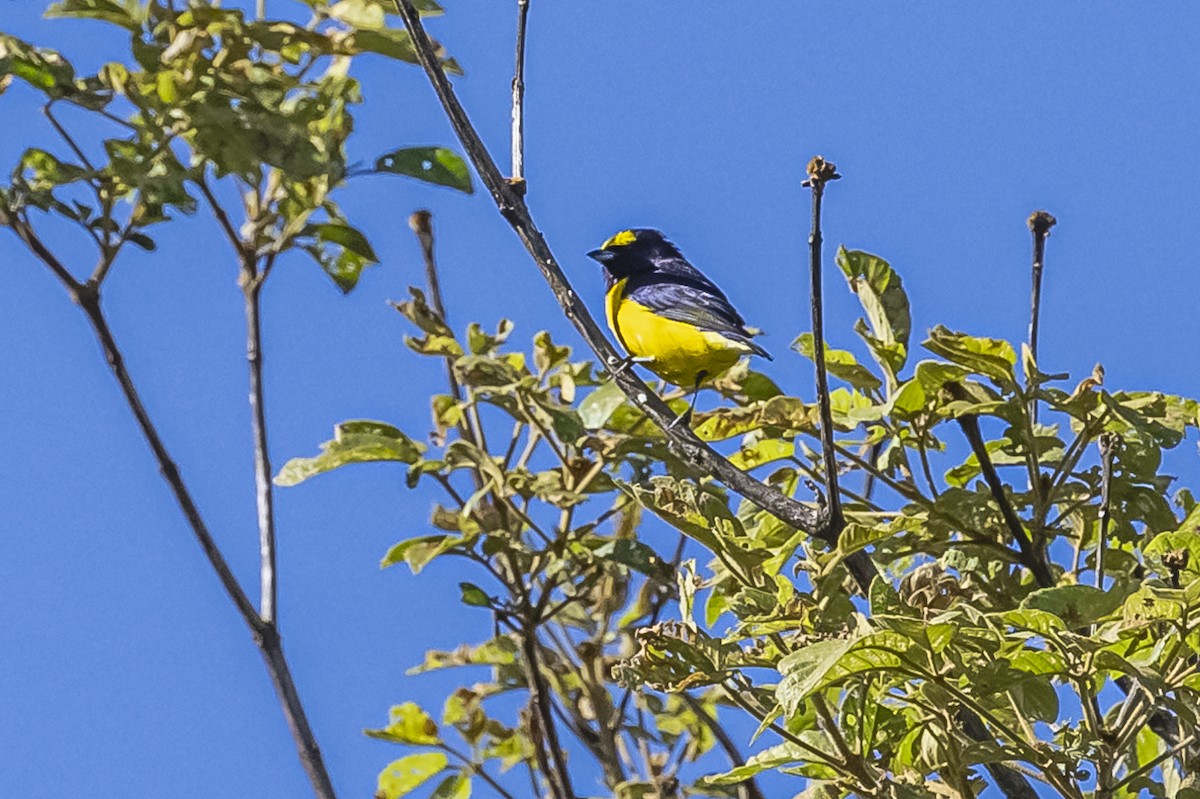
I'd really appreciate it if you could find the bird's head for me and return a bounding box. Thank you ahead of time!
[586,229,680,280]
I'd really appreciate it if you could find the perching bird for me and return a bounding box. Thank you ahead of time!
[586,228,771,424]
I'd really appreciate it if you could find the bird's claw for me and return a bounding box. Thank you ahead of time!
[607,355,654,378]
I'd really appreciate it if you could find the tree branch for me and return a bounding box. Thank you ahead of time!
[8,220,337,799]
[510,0,530,189]
[945,384,1053,589]
[391,0,870,576]
[680,693,765,799]
[1026,210,1055,423]
[801,156,844,543]
[242,262,278,623]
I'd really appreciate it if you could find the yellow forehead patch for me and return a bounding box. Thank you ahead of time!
[602,230,638,249]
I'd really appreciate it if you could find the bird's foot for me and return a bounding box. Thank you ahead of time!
[667,407,693,431]
[607,355,654,377]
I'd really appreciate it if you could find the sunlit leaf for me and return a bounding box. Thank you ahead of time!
[376,752,448,799]
[375,147,473,193]
[365,702,441,746]
[275,420,424,486]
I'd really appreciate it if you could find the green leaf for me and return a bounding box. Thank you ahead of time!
[458,582,491,607]
[1021,584,1123,628]
[593,538,670,580]
[792,333,883,393]
[697,742,806,786]
[836,247,911,378]
[579,380,627,429]
[729,438,794,470]
[46,0,144,30]
[275,420,424,486]
[304,222,380,293]
[923,326,1017,386]
[0,35,76,97]
[377,752,448,799]
[381,534,462,574]
[429,773,471,799]
[1144,529,1200,583]
[778,631,919,715]
[365,702,442,746]
[309,222,379,262]
[375,147,473,193]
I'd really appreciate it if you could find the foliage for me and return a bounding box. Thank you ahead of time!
[282,230,1200,797]
[0,0,469,292]
[8,2,1200,799]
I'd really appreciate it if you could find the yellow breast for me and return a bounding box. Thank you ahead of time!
[605,278,749,387]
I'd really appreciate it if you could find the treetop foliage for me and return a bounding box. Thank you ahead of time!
[6,2,1200,798]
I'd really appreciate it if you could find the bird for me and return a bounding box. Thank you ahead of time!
[586,228,772,426]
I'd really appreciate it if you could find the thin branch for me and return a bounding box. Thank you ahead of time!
[1026,210,1055,423]
[518,621,575,799]
[801,155,844,544]
[409,209,463,407]
[10,221,337,799]
[440,743,519,799]
[1095,432,1117,590]
[391,0,860,562]
[242,263,278,623]
[945,385,1053,589]
[1111,733,1197,794]
[44,102,97,172]
[197,173,248,256]
[510,0,530,188]
[680,693,765,799]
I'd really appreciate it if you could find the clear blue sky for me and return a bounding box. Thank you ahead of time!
[2,2,1199,797]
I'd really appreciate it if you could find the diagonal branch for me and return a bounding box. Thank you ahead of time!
[947,384,1053,589]
[391,0,865,572]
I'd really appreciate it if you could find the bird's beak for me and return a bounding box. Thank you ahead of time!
[587,248,614,263]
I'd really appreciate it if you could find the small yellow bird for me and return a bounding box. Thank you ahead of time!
[587,228,771,423]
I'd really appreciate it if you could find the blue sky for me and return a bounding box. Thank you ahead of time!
[2,2,1199,797]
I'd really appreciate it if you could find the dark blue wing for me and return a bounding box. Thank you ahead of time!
[624,273,773,360]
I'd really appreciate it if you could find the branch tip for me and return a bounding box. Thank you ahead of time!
[1028,210,1056,236]
[803,155,841,187]
[408,208,433,237]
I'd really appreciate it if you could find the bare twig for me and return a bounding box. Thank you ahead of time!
[242,262,278,623]
[391,0,853,556]
[801,155,844,543]
[409,209,463,408]
[510,0,530,189]
[1026,210,1055,423]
